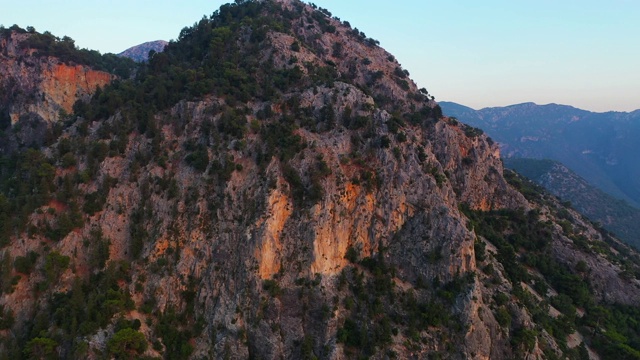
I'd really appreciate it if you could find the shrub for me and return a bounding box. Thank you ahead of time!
[44,251,70,284]
[14,251,39,274]
[474,240,486,262]
[380,135,390,149]
[494,293,509,306]
[107,328,147,357]
[60,152,77,168]
[0,305,14,329]
[511,327,537,353]
[185,145,209,172]
[575,260,588,273]
[345,246,358,263]
[263,279,281,297]
[464,125,484,138]
[495,307,511,328]
[218,109,247,138]
[394,67,407,78]
[24,337,58,360]
[337,319,361,347]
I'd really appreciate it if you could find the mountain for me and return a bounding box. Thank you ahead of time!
[118,40,169,62]
[505,158,640,249]
[440,101,640,208]
[1,2,640,359]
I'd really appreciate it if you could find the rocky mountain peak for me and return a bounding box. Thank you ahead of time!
[118,40,169,62]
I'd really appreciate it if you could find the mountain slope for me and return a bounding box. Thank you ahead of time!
[0,25,134,152]
[0,2,640,359]
[118,40,168,62]
[440,101,640,207]
[505,158,640,249]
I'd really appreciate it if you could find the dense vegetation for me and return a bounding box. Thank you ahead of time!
[333,248,471,359]
[72,1,295,124]
[70,0,438,131]
[461,171,640,359]
[263,247,473,359]
[506,158,640,249]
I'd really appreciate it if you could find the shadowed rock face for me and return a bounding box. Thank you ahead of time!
[1,2,640,359]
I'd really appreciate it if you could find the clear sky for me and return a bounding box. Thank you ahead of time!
[2,0,639,112]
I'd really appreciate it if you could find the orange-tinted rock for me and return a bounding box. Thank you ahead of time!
[41,63,113,115]
[0,31,114,125]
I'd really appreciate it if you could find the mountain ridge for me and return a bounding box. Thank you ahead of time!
[443,101,639,114]
[505,158,640,249]
[441,100,640,208]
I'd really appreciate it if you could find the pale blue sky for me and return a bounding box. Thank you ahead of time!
[2,0,639,112]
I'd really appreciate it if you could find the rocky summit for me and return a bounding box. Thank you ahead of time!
[1,1,640,359]
[118,40,169,62]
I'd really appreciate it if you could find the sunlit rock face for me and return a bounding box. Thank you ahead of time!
[0,31,113,124]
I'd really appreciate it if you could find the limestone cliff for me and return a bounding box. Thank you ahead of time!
[0,2,639,360]
[0,29,114,151]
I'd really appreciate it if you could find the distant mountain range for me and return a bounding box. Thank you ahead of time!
[117,40,168,62]
[505,158,640,248]
[440,101,640,207]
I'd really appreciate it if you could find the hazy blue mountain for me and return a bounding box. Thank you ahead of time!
[441,101,640,207]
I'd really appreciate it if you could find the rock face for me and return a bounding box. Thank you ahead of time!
[0,32,114,124]
[1,2,640,360]
[118,40,168,62]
